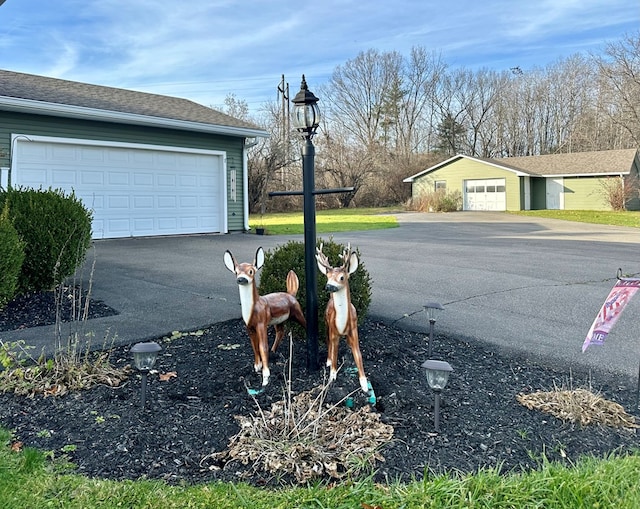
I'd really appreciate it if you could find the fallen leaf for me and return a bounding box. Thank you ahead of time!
[218,343,241,350]
[11,441,23,452]
[159,371,177,381]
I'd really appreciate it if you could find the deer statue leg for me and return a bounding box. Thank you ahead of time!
[247,327,262,374]
[255,323,271,386]
[271,324,285,353]
[346,330,369,393]
[326,332,339,381]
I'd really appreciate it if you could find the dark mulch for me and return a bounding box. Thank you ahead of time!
[0,293,639,487]
[0,287,118,332]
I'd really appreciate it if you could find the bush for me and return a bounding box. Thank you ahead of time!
[259,239,372,340]
[407,189,462,212]
[0,188,93,292]
[0,204,25,308]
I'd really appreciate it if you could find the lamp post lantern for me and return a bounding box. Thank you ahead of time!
[131,341,161,408]
[291,75,321,371]
[422,359,453,432]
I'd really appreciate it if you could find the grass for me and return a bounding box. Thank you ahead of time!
[1,427,639,508]
[509,209,640,228]
[250,207,399,235]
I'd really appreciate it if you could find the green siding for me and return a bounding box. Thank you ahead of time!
[562,176,609,210]
[0,110,247,231]
[412,158,522,210]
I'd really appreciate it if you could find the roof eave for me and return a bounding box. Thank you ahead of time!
[0,96,269,138]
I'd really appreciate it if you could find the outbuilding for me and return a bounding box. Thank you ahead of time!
[0,69,268,238]
[403,149,640,211]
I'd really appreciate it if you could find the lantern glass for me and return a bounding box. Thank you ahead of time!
[292,102,320,131]
[131,342,161,371]
[425,302,444,321]
[422,359,453,390]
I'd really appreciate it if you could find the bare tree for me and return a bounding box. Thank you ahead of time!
[594,32,640,147]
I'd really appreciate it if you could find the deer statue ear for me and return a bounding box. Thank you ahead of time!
[255,247,265,270]
[348,252,359,274]
[223,251,236,273]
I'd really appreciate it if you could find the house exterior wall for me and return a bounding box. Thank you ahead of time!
[562,176,609,210]
[0,110,247,231]
[412,158,523,210]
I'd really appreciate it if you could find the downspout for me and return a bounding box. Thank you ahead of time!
[243,137,259,231]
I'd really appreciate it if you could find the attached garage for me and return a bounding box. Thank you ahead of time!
[463,178,506,211]
[12,136,227,238]
[0,69,268,238]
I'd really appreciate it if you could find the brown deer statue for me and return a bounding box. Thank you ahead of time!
[316,243,369,393]
[224,247,306,386]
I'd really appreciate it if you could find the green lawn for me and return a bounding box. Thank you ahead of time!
[509,209,640,228]
[250,207,399,235]
[1,429,639,508]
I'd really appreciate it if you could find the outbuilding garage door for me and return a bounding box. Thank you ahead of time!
[11,136,227,239]
[463,178,506,211]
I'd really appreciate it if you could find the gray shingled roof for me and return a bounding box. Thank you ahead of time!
[0,69,264,133]
[492,149,639,176]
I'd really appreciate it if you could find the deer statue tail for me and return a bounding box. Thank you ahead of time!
[286,270,299,296]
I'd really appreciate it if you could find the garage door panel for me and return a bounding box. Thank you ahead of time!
[464,178,506,211]
[13,139,226,238]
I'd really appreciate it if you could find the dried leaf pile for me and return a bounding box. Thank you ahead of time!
[207,387,394,483]
[517,388,638,429]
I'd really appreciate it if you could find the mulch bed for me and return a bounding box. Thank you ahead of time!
[0,294,639,487]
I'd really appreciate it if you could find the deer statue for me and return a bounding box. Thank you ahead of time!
[224,247,306,386]
[316,243,369,393]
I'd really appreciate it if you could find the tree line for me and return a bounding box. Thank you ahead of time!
[224,32,640,212]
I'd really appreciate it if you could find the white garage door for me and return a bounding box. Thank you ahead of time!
[464,178,506,211]
[12,136,227,239]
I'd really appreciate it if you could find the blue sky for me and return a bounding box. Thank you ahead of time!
[1,0,638,114]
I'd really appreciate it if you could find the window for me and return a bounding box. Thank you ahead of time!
[435,180,446,191]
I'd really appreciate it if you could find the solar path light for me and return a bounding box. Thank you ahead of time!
[424,302,444,357]
[130,341,161,408]
[422,359,453,432]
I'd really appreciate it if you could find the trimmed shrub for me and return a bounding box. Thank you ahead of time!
[0,188,93,292]
[259,239,372,340]
[0,204,25,308]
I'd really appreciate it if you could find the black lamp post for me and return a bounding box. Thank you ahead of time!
[130,341,161,408]
[424,302,444,357]
[291,75,321,371]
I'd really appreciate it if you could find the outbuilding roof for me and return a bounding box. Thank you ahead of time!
[0,69,267,138]
[404,149,639,182]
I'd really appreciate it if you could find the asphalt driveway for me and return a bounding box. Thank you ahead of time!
[4,212,640,384]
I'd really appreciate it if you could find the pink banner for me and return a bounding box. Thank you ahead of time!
[582,278,640,352]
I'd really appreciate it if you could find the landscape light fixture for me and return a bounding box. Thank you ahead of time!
[424,302,444,357]
[130,341,161,408]
[422,359,453,432]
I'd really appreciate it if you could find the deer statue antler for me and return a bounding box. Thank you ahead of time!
[315,243,368,393]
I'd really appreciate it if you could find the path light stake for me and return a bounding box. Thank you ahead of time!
[424,302,444,357]
[131,341,161,409]
[422,359,453,432]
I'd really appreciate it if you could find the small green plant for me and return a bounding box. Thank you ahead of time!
[0,203,25,308]
[258,239,372,340]
[36,430,52,438]
[61,444,77,453]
